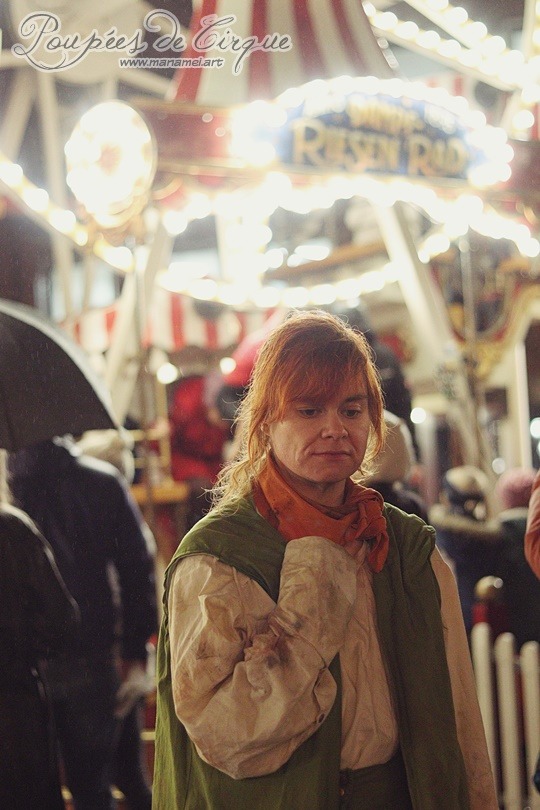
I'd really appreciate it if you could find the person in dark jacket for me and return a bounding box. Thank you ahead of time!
[429,466,502,635]
[9,436,157,810]
[0,489,79,810]
[494,467,540,647]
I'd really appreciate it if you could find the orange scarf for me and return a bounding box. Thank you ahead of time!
[253,456,389,572]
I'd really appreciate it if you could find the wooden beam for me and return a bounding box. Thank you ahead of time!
[264,239,387,282]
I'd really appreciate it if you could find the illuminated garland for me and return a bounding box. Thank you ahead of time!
[1,131,537,313]
[0,151,135,273]
[3,0,540,312]
[364,0,540,137]
[364,3,522,91]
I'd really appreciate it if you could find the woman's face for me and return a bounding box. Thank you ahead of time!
[268,377,372,507]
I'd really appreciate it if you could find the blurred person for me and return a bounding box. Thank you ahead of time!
[169,373,230,527]
[330,302,419,462]
[525,467,540,579]
[215,311,288,452]
[77,427,136,486]
[361,410,428,522]
[494,467,540,647]
[0,450,79,809]
[9,436,157,810]
[508,467,540,796]
[154,311,497,809]
[77,428,157,810]
[429,466,501,636]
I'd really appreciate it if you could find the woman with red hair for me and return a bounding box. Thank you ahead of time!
[154,311,496,809]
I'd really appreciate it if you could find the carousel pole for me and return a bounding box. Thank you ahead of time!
[36,71,74,324]
[133,247,156,531]
[104,217,174,531]
[458,235,497,496]
[0,67,35,161]
[105,219,173,421]
[374,203,482,459]
[458,234,483,465]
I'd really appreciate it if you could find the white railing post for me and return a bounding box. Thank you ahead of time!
[521,641,540,810]
[472,624,540,809]
[471,622,499,794]
[495,633,523,810]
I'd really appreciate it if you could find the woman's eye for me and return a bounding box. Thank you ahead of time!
[343,408,362,418]
[298,408,319,417]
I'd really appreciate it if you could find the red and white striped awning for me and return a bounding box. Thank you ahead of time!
[171,0,395,107]
[71,290,271,356]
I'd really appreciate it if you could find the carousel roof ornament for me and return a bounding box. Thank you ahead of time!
[65,101,157,230]
[3,0,540,310]
[170,0,395,106]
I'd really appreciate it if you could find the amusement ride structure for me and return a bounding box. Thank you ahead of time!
[0,0,539,477]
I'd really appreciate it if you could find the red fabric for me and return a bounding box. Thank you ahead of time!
[525,469,540,579]
[253,456,389,573]
[169,376,228,484]
[248,0,272,100]
[471,602,509,641]
[171,0,215,102]
[223,330,270,388]
[223,310,284,388]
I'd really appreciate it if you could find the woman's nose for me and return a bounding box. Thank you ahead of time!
[321,413,347,438]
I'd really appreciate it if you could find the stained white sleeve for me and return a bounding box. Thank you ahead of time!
[168,537,357,779]
[432,546,499,810]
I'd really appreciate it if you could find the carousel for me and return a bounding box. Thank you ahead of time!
[0,0,539,499]
[1,7,540,805]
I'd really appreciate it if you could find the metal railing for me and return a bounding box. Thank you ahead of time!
[471,623,540,810]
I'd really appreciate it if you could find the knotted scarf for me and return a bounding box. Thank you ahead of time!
[253,455,389,572]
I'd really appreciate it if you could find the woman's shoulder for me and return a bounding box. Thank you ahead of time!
[187,496,261,533]
[383,502,437,571]
[384,500,434,535]
[169,497,286,602]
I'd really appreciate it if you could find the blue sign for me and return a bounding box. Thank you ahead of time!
[266,87,483,181]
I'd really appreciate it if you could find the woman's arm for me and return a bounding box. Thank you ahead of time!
[168,537,356,779]
[431,546,499,810]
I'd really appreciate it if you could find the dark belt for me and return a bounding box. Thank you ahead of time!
[339,749,413,810]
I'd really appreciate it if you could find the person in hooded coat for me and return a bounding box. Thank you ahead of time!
[0,453,79,809]
[9,436,157,810]
[429,466,502,636]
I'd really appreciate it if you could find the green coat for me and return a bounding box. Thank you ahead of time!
[153,498,469,809]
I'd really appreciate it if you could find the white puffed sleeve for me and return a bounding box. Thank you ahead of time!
[168,537,357,779]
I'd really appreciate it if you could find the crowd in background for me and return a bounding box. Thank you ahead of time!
[1,305,540,808]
